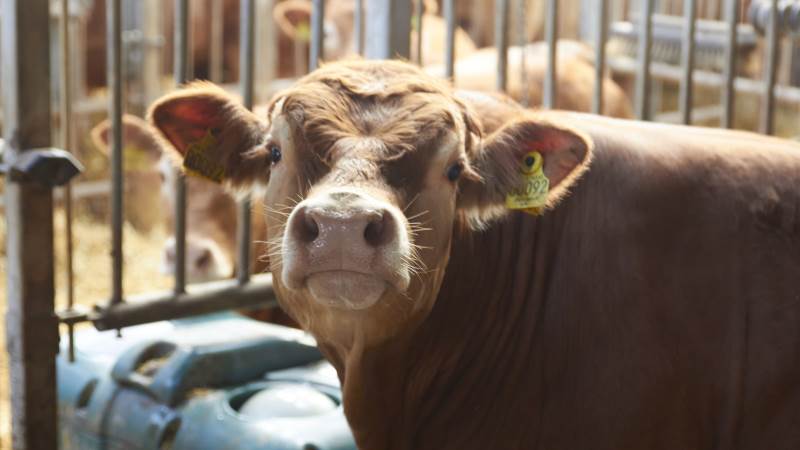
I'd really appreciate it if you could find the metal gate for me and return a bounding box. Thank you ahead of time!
[1,0,795,448]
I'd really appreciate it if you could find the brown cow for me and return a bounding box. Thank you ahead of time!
[150,60,800,450]
[91,115,269,283]
[426,40,634,118]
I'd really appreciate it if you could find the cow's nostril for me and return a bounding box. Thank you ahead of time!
[293,207,320,243]
[364,212,391,247]
[195,248,212,269]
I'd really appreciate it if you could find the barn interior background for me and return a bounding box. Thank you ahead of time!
[1,0,798,448]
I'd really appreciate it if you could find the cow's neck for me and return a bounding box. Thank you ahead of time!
[338,211,562,450]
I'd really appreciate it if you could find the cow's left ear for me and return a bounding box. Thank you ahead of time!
[457,116,593,225]
[148,81,270,190]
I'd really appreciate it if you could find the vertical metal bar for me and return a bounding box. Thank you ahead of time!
[355,0,364,55]
[635,0,655,120]
[721,0,739,128]
[365,0,411,59]
[210,0,225,83]
[444,0,456,78]
[517,0,529,106]
[760,0,778,135]
[415,0,424,65]
[60,0,77,362]
[592,0,608,114]
[238,0,256,285]
[174,0,189,293]
[543,0,558,109]
[2,0,59,447]
[108,0,125,303]
[679,0,697,125]
[495,0,509,91]
[310,0,325,70]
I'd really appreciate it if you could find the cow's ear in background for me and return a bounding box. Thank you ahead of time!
[147,81,270,189]
[273,0,312,42]
[456,116,593,226]
[90,114,164,171]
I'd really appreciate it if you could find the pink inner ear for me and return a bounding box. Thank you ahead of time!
[527,128,586,188]
[156,99,223,155]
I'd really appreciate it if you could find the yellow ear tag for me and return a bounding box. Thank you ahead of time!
[123,145,154,172]
[505,151,549,216]
[183,130,225,183]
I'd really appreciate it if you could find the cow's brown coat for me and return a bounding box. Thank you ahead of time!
[150,60,800,450]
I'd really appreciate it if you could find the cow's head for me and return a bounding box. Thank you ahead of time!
[148,61,591,348]
[91,115,239,283]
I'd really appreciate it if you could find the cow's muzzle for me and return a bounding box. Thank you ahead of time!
[281,189,410,310]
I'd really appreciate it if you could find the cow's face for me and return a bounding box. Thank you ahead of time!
[91,115,239,283]
[149,61,591,347]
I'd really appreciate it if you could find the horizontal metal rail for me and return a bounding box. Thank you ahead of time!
[607,56,800,105]
[80,275,277,330]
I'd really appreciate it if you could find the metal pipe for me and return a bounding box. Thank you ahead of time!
[760,0,778,135]
[444,0,455,78]
[495,0,509,91]
[365,0,411,59]
[310,0,325,71]
[679,0,697,125]
[543,0,558,109]
[173,0,189,294]
[238,0,256,284]
[355,0,364,55]
[415,0,424,65]
[2,0,59,447]
[592,0,608,115]
[635,0,655,120]
[92,276,277,330]
[108,0,125,304]
[210,0,225,83]
[721,0,739,129]
[60,0,76,362]
[517,0,529,106]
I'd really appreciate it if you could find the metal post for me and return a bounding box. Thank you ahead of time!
[142,0,164,108]
[495,0,509,91]
[760,0,778,135]
[543,0,558,109]
[238,0,256,284]
[310,0,325,70]
[173,0,188,293]
[444,0,456,80]
[679,0,697,125]
[108,0,125,303]
[721,0,739,129]
[415,0,424,64]
[365,0,411,60]
[60,0,77,363]
[635,0,655,120]
[517,0,529,106]
[355,0,365,55]
[2,0,59,448]
[592,0,608,114]
[210,0,225,83]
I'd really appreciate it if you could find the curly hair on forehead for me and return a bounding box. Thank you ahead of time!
[268,59,483,162]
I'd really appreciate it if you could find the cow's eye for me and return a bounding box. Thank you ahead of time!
[446,162,463,182]
[270,145,282,164]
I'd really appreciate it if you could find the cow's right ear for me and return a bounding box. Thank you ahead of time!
[147,81,270,189]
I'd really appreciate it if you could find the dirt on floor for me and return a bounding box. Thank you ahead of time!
[0,205,174,448]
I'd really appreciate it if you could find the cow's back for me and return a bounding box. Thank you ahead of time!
[428,113,800,449]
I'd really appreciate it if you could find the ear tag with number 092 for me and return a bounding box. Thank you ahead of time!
[505,151,549,216]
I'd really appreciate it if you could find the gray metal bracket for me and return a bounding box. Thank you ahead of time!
[0,146,84,187]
